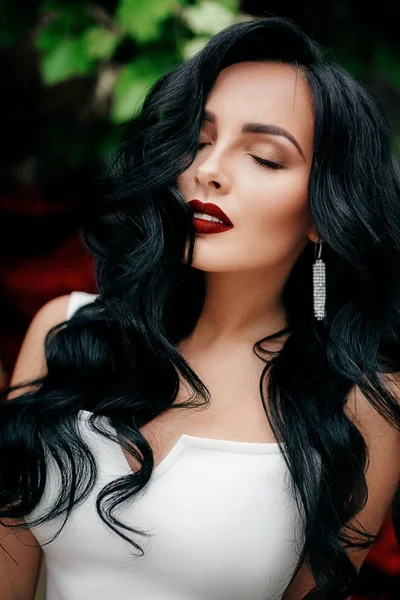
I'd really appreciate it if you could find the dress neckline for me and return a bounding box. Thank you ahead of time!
[77,409,286,479]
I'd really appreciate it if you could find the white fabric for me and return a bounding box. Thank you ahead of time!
[66,290,98,320]
[28,291,310,600]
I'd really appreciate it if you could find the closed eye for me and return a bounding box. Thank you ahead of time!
[197,144,282,170]
[249,155,283,170]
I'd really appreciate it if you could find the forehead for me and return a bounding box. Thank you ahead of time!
[205,61,314,150]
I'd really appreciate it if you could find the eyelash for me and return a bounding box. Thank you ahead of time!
[249,155,283,170]
[197,143,282,170]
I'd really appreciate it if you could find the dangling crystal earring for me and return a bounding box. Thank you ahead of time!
[312,240,326,321]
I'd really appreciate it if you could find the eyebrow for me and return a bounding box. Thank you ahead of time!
[203,109,305,161]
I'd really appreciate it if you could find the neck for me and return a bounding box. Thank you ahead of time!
[183,267,289,352]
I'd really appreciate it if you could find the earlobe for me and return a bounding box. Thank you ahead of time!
[307,223,320,244]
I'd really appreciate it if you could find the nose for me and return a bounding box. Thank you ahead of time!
[194,151,231,193]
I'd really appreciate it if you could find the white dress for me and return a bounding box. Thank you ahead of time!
[28,291,314,600]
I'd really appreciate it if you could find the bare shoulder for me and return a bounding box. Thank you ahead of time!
[342,376,400,564]
[345,373,400,447]
[2,298,71,596]
[283,377,400,600]
[8,295,71,397]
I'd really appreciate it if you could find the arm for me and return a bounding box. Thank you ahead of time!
[282,379,400,600]
[1,295,70,600]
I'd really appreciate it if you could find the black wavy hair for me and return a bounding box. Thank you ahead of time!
[2,16,400,600]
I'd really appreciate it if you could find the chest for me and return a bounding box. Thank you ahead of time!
[122,345,278,472]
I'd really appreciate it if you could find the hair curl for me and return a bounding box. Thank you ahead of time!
[2,16,400,600]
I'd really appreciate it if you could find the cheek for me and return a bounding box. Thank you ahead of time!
[245,173,310,236]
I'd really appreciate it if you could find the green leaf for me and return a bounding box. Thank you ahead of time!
[83,26,121,60]
[35,13,74,52]
[110,54,179,123]
[182,0,237,36]
[40,36,94,84]
[180,36,209,60]
[214,0,239,11]
[116,0,181,44]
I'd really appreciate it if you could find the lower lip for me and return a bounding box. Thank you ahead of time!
[193,218,234,234]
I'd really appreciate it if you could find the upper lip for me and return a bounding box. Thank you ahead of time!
[188,200,233,226]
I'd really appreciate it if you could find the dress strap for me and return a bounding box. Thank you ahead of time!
[66,291,98,320]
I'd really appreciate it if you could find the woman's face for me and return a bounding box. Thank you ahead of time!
[178,61,317,273]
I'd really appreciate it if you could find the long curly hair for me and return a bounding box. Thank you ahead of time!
[2,16,400,599]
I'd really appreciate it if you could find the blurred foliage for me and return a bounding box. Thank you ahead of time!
[0,0,399,179]
[1,0,244,169]
[33,0,244,124]
[0,0,246,177]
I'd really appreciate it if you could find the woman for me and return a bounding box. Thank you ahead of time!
[1,16,400,600]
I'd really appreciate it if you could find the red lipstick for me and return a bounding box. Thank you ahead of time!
[188,200,234,235]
